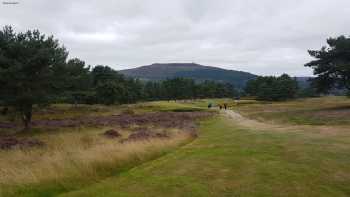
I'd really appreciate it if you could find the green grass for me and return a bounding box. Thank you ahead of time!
[135,101,206,113]
[58,116,350,197]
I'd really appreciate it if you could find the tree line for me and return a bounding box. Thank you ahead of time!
[60,65,237,105]
[0,26,237,129]
[244,74,299,101]
[244,34,350,101]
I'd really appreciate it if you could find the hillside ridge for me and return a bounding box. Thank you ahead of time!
[119,63,257,88]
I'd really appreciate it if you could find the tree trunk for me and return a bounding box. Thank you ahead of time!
[1,107,8,116]
[21,104,32,131]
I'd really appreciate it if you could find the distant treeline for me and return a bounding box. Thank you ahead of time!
[54,63,238,105]
[244,74,318,101]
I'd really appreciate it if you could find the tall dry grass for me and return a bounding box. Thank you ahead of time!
[0,127,191,187]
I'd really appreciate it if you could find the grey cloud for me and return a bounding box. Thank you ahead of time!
[1,0,350,76]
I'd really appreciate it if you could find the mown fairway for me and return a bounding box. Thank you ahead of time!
[2,97,350,196]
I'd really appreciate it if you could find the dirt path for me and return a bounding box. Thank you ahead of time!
[223,110,289,131]
[223,109,349,135]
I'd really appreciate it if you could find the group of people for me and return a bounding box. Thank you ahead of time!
[207,103,228,110]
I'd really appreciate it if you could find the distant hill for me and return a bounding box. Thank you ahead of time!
[119,63,257,88]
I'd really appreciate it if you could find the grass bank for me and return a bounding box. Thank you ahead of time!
[0,128,193,197]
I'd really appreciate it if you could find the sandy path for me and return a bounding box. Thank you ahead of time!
[223,110,287,130]
[223,109,349,135]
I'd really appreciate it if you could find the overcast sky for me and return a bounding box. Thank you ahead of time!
[1,0,350,76]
